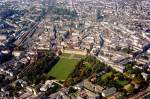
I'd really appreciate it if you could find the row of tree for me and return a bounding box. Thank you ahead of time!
[25,51,57,85]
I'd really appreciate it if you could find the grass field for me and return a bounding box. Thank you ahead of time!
[48,58,78,80]
[61,53,72,57]
[61,53,85,59]
[73,54,85,58]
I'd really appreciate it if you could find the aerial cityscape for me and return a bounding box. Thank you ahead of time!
[0,0,150,98]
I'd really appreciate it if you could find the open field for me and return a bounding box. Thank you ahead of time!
[48,58,78,80]
[73,54,85,58]
[61,53,72,57]
[60,53,85,59]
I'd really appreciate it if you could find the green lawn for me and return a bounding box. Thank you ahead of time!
[61,53,71,57]
[116,80,128,86]
[73,54,85,58]
[48,58,78,80]
[101,72,113,80]
[61,53,85,59]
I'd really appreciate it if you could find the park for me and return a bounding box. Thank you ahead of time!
[47,57,79,80]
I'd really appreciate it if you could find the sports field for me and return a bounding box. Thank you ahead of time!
[48,58,78,80]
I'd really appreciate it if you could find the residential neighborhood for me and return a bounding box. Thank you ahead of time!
[0,0,150,98]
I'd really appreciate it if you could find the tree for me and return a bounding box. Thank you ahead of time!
[97,77,109,87]
[133,74,144,84]
[124,84,135,94]
[125,64,133,70]
[85,55,96,64]
[84,67,92,77]
[108,80,115,88]
[133,67,141,75]
[115,73,124,80]
[68,87,77,94]
[126,84,134,94]
[64,78,74,87]
[127,69,135,74]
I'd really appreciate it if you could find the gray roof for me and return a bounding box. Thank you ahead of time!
[102,87,116,97]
